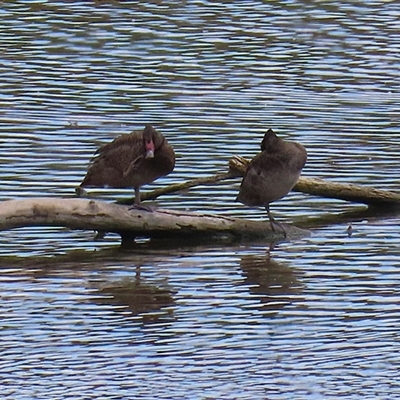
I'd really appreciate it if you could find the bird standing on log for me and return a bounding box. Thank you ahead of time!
[78,124,175,206]
[236,129,307,237]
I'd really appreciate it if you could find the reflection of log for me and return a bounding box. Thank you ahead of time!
[119,155,400,207]
[0,197,306,242]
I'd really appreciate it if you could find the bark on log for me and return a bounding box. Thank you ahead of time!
[0,198,306,243]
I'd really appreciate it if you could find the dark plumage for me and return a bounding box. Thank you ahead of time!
[79,124,175,205]
[237,128,307,236]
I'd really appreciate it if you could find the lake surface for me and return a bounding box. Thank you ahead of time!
[1,1,400,399]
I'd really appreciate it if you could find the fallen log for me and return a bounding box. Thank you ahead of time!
[0,197,306,244]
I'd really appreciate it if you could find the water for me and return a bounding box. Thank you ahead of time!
[1,1,400,398]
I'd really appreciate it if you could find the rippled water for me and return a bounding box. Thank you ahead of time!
[1,1,400,398]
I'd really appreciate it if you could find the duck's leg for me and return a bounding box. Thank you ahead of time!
[129,187,153,212]
[134,187,141,205]
[75,186,88,197]
[265,205,287,238]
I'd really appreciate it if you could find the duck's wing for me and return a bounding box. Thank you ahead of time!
[89,139,145,175]
[94,130,142,155]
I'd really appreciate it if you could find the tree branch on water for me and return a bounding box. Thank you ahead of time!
[117,171,238,205]
[229,155,400,207]
[118,155,400,208]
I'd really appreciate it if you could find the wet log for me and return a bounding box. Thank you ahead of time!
[117,155,400,208]
[0,197,305,243]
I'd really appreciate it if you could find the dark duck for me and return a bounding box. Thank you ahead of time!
[78,124,175,205]
[236,128,307,237]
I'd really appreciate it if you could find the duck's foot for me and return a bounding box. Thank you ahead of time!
[75,186,88,197]
[270,219,287,239]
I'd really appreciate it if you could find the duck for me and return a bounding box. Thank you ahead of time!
[78,124,175,205]
[236,128,307,237]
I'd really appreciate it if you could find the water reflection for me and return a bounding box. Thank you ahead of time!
[92,277,175,323]
[298,204,400,231]
[239,252,303,315]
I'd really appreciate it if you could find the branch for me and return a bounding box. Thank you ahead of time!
[118,155,400,207]
[117,171,237,205]
[230,155,400,206]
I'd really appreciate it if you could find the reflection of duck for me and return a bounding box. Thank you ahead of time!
[94,278,175,322]
[239,253,303,313]
[237,129,307,236]
[78,124,175,205]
